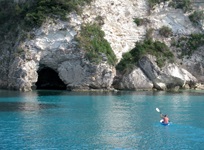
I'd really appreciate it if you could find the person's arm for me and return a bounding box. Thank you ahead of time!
[160,113,164,119]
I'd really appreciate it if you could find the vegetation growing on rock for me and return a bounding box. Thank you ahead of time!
[148,0,169,8]
[133,18,150,26]
[0,0,93,39]
[159,26,173,37]
[24,0,92,28]
[148,0,192,13]
[189,10,204,27]
[168,0,192,12]
[176,33,204,57]
[77,23,117,65]
[116,39,174,73]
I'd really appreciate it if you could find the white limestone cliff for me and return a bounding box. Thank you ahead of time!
[0,0,204,91]
[82,0,148,60]
[113,68,154,90]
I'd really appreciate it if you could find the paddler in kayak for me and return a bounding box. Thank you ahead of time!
[160,113,169,124]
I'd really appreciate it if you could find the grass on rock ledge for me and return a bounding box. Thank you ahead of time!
[116,39,174,73]
[77,23,117,66]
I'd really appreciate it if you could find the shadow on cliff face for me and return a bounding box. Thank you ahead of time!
[36,67,66,90]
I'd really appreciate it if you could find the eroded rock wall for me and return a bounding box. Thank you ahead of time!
[0,0,204,91]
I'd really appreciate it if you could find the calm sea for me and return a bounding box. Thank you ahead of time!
[0,90,204,150]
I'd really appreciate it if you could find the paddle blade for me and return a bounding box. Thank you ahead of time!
[156,108,160,113]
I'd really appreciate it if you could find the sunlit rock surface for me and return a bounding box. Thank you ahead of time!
[0,0,203,91]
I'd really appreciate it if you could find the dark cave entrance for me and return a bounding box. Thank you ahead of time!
[36,67,66,90]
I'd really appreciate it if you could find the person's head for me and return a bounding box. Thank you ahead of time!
[164,115,167,117]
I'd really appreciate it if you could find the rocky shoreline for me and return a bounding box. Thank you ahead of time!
[0,0,204,92]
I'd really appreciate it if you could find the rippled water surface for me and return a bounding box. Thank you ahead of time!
[0,90,204,150]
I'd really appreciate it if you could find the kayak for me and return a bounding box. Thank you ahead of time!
[160,119,171,126]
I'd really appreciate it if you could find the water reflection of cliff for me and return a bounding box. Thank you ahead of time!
[0,102,57,112]
[0,90,58,112]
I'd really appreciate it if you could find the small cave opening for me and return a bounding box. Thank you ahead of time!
[36,67,66,90]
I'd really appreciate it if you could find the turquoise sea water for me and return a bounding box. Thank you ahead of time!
[0,90,204,150]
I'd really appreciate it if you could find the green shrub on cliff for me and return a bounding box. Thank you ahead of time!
[177,34,204,56]
[133,18,150,26]
[0,0,93,34]
[189,11,204,27]
[24,0,92,28]
[116,39,174,73]
[77,23,117,65]
[169,0,192,12]
[0,0,21,39]
[159,26,173,37]
[148,0,169,8]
